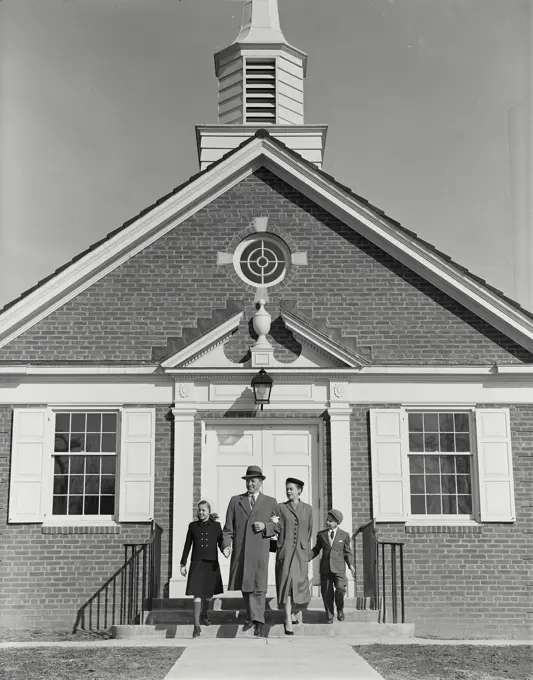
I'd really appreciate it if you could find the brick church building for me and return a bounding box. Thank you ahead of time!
[0,0,530,639]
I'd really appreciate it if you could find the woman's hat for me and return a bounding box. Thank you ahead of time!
[285,477,304,488]
[327,508,343,523]
[242,465,266,480]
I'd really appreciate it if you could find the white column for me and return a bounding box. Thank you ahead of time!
[328,382,354,596]
[169,407,196,598]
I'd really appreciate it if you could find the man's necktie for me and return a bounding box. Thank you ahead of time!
[249,494,255,510]
[330,530,334,543]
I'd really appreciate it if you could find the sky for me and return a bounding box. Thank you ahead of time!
[0,0,531,310]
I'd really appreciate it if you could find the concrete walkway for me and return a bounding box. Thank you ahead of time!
[163,637,386,680]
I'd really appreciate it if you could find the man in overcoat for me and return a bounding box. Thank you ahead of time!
[222,465,278,637]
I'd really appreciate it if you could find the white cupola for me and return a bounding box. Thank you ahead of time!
[196,0,327,170]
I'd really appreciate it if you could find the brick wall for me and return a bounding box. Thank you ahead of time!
[0,405,173,631]
[350,404,533,639]
[0,170,530,365]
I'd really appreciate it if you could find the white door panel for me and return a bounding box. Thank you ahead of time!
[203,424,320,591]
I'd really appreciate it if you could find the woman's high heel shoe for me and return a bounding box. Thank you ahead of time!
[284,623,294,636]
[193,625,201,638]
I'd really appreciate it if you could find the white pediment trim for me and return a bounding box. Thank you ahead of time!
[280,307,369,368]
[160,312,244,368]
[2,134,533,355]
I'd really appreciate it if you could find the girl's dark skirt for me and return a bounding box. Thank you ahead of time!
[186,559,224,599]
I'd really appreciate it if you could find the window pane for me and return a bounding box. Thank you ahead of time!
[54,456,69,474]
[86,434,101,452]
[53,476,68,494]
[424,433,439,452]
[70,476,84,494]
[101,476,115,494]
[439,413,454,432]
[411,495,426,513]
[100,496,115,514]
[442,496,457,514]
[440,456,455,474]
[409,433,424,452]
[53,496,67,515]
[102,414,117,432]
[457,495,472,513]
[424,413,438,431]
[84,496,99,514]
[71,413,86,432]
[455,434,470,452]
[456,456,471,474]
[425,457,439,473]
[442,475,456,494]
[70,433,85,452]
[426,495,442,514]
[408,413,423,432]
[70,456,85,474]
[85,475,100,494]
[54,433,69,452]
[85,456,100,474]
[68,496,83,515]
[55,413,70,432]
[454,413,469,432]
[410,476,425,494]
[440,433,455,452]
[409,456,424,474]
[86,413,101,432]
[426,475,441,493]
[457,476,472,494]
[101,433,116,453]
[102,457,116,474]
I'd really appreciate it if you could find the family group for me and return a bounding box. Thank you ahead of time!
[180,464,355,638]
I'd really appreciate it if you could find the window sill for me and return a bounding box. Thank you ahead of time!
[405,524,482,534]
[42,522,120,535]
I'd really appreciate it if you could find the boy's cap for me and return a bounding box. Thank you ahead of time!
[327,509,343,523]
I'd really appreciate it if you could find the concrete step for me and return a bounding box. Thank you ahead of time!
[145,608,379,625]
[112,621,415,640]
[150,597,373,612]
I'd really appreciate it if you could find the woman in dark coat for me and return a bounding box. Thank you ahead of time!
[180,500,226,638]
[274,477,313,635]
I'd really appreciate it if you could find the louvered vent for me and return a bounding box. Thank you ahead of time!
[245,58,277,124]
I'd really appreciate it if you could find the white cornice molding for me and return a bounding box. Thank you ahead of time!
[0,366,159,376]
[3,133,533,356]
[257,141,533,354]
[160,312,244,368]
[0,139,265,350]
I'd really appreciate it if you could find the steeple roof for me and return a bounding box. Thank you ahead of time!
[234,0,287,44]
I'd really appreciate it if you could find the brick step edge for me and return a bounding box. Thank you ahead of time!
[112,622,415,640]
[150,597,380,612]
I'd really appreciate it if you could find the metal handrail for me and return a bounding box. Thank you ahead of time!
[72,520,163,632]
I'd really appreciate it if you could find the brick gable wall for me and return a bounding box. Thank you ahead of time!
[0,169,530,364]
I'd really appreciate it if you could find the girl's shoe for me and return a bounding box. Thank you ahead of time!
[193,625,201,638]
[284,623,294,636]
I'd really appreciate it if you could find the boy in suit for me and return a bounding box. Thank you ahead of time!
[310,509,355,623]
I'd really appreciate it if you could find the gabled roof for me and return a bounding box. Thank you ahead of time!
[2,129,533,354]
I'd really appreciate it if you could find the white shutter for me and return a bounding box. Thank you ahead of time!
[475,408,515,522]
[118,408,155,522]
[370,409,409,522]
[9,408,50,523]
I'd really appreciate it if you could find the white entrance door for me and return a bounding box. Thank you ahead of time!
[203,424,320,591]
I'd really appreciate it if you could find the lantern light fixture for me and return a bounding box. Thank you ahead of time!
[251,368,273,410]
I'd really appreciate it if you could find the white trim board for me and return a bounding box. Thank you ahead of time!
[1,135,533,353]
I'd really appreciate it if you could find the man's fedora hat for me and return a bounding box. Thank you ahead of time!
[242,465,266,480]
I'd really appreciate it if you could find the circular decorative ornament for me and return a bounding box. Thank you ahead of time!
[233,234,290,288]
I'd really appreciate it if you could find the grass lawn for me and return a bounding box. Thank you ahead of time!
[1,647,185,680]
[354,644,532,680]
